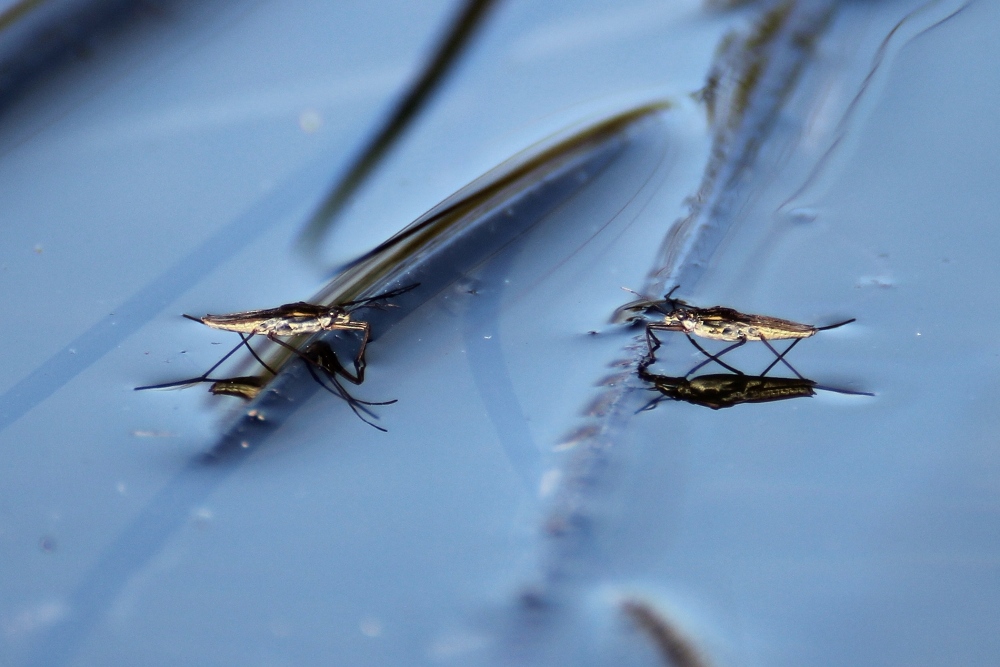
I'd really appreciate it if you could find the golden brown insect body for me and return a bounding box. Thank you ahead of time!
[655,305,822,342]
[192,302,364,338]
[190,302,371,383]
[184,284,419,386]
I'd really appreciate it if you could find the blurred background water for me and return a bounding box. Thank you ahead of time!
[0,0,996,665]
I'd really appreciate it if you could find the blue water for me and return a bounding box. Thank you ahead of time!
[0,1,995,665]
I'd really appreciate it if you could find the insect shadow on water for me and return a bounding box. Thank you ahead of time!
[635,354,873,412]
[619,286,855,378]
[135,284,419,431]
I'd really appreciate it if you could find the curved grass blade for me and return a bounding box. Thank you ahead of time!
[296,0,502,258]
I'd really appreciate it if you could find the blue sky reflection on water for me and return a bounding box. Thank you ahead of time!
[0,0,997,665]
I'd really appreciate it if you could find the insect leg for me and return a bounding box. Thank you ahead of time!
[302,362,389,432]
[644,325,664,359]
[305,340,392,404]
[636,393,669,413]
[683,336,746,376]
[237,333,279,375]
[322,321,369,384]
[349,321,369,384]
[637,350,660,381]
[135,337,249,391]
[266,336,393,430]
[661,285,686,312]
[758,337,805,379]
[267,336,392,405]
[301,356,395,407]
[267,335,357,385]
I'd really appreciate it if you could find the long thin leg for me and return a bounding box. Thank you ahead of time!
[238,333,278,376]
[637,352,657,381]
[683,335,746,375]
[301,357,395,407]
[268,337,393,405]
[135,338,248,390]
[317,334,366,385]
[303,343,396,406]
[323,320,369,384]
[274,337,393,431]
[758,337,805,379]
[348,321,369,384]
[302,363,388,432]
[636,393,669,413]
[268,336,360,386]
[644,325,664,359]
[268,336,395,418]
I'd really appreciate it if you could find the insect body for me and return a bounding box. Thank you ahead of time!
[625,287,855,378]
[193,302,362,336]
[655,305,826,342]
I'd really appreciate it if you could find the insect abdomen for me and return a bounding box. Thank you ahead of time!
[198,313,325,335]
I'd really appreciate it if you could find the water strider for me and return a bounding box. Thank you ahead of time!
[619,286,855,378]
[186,283,419,384]
[135,284,417,430]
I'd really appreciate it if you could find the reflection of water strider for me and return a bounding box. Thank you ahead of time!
[636,363,872,412]
[135,285,417,430]
[619,287,855,378]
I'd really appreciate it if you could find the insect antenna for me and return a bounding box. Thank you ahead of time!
[618,287,674,318]
[658,285,695,313]
[815,317,856,331]
[341,283,420,310]
[135,338,261,391]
